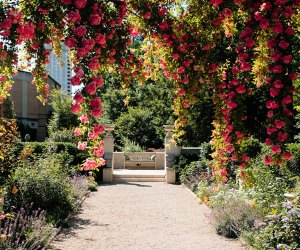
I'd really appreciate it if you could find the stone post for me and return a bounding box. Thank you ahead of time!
[103,124,115,183]
[163,125,181,184]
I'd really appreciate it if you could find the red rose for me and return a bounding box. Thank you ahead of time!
[71,76,81,86]
[282,55,292,64]
[272,22,283,33]
[68,10,81,23]
[279,40,289,50]
[61,0,72,4]
[74,92,85,103]
[74,0,87,9]
[91,107,103,118]
[89,97,102,108]
[270,88,280,97]
[88,58,99,70]
[71,103,81,114]
[266,100,279,109]
[89,14,101,26]
[75,25,87,37]
[271,51,282,62]
[85,82,97,95]
[281,95,292,105]
[82,38,95,50]
[65,37,77,48]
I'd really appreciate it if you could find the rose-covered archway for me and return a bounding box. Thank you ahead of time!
[0,0,299,182]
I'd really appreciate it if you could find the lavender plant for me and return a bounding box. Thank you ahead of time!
[0,207,54,250]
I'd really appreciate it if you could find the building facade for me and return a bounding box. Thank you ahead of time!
[45,43,72,94]
[0,71,61,141]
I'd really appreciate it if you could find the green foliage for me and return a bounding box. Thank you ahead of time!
[114,107,162,149]
[46,128,77,143]
[0,119,20,185]
[254,202,300,250]
[180,160,211,192]
[16,142,88,173]
[4,154,76,223]
[239,137,263,158]
[286,143,300,176]
[121,137,145,152]
[48,89,79,136]
[179,92,214,146]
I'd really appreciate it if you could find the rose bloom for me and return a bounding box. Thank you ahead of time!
[93,147,104,157]
[82,38,95,50]
[85,82,97,95]
[75,25,87,37]
[283,152,292,160]
[74,127,82,137]
[65,37,77,48]
[264,155,274,165]
[220,168,227,176]
[89,97,102,108]
[89,14,101,26]
[282,55,292,64]
[71,103,81,114]
[93,124,105,135]
[80,114,89,123]
[71,76,81,86]
[278,132,287,142]
[88,58,99,70]
[74,92,85,103]
[60,0,72,4]
[279,40,289,50]
[266,100,279,109]
[91,107,103,118]
[144,12,151,19]
[68,10,81,23]
[270,88,280,97]
[272,22,283,33]
[74,0,87,9]
[83,159,99,171]
[77,141,87,150]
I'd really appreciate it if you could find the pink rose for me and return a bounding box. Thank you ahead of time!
[278,132,287,142]
[267,110,274,119]
[267,126,277,135]
[271,51,282,62]
[283,152,292,160]
[77,141,87,150]
[93,147,104,157]
[279,40,289,50]
[65,37,77,48]
[71,103,81,114]
[71,76,81,86]
[158,8,167,16]
[236,84,246,94]
[74,92,85,103]
[259,19,269,29]
[270,88,280,97]
[74,127,82,137]
[82,38,95,50]
[266,100,279,109]
[68,10,81,23]
[89,97,102,108]
[282,55,292,64]
[220,168,227,176]
[264,155,273,165]
[74,0,87,9]
[182,77,189,84]
[281,95,292,105]
[275,120,285,129]
[93,124,105,135]
[285,27,295,36]
[144,12,151,19]
[91,107,103,118]
[75,25,87,37]
[272,22,283,33]
[60,0,72,4]
[85,82,97,95]
[80,114,89,123]
[95,34,106,46]
[82,159,99,171]
[88,59,99,70]
[89,14,101,26]
[271,145,281,154]
[273,80,283,88]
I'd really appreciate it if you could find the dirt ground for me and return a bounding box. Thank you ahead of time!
[51,182,245,250]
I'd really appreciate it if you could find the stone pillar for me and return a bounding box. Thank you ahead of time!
[103,124,115,183]
[163,125,181,184]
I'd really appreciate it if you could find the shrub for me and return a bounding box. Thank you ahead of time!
[180,160,211,191]
[4,156,76,223]
[254,202,300,250]
[121,137,145,152]
[114,107,163,149]
[0,208,54,250]
[16,142,88,173]
[0,119,20,185]
[240,137,263,158]
[209,189,261,239]
[286,143,300,176]
[46,128,77,143]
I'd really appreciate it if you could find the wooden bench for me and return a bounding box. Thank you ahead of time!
[124,152,157,170]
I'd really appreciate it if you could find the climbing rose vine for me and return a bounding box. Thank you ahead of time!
[0,0,299,179]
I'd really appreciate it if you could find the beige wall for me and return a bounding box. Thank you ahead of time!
[3,71,60,141]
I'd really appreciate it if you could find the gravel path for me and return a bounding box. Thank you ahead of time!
[51,182,245,250]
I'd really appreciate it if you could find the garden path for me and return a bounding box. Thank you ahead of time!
[51,182,245,250]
